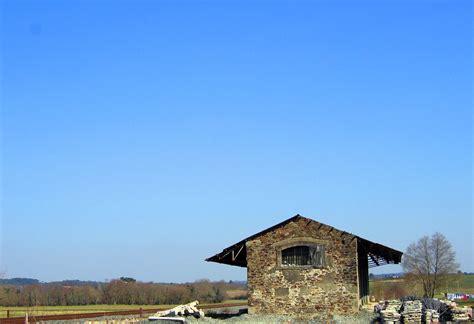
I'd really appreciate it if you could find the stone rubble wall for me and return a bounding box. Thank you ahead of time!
[246,217,360,319]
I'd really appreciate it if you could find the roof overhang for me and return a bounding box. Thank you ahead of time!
[205,214,402,268]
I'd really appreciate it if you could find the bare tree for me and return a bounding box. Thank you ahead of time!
[402,232,459,297]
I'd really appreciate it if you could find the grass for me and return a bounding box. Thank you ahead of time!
[0,305,166,318]
[225,289,247,299]
[0,300,247,318]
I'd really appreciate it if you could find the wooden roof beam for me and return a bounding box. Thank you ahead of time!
[369,253,379,266]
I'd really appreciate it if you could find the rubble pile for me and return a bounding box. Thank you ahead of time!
[374,297,474,323]
[380,300,401,323]
[424,309,439,323]
[401,300,423,323]
[451,306,470,322]
[149,301,204,321]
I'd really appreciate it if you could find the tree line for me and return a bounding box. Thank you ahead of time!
[0,279,246,307]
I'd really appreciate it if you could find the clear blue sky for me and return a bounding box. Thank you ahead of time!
[0,0,472,282]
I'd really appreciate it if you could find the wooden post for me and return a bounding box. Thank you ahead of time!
[140,307,143,317]
[6,309,9,318]
[25,312,28,324]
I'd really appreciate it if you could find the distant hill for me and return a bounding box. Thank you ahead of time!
[0,278,104,286]
[49,280,103,287]
[0,278,40,285]
[369,272,474,280]
[0,278,246,286]
[369,273,403,280]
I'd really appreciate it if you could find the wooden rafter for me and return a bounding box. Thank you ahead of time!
[232,245,245,261]
[369,253,379,266]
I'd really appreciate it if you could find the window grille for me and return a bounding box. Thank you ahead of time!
[281,245,325,267]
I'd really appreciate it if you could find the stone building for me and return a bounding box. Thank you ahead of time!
[206,214,402,319]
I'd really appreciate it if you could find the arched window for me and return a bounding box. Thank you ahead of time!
[281,244,325,267]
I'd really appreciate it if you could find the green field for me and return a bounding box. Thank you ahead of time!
[0,300,246,318]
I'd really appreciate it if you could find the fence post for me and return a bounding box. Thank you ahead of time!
[25,312,28,324]
[140,307,143,317]
[6,309,9,318]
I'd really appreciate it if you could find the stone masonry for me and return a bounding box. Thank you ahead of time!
[246,217,359,319]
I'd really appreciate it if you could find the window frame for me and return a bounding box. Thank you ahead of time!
[274,238,328,269]
[280,244,325,267]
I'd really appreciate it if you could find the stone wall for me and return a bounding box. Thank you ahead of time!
[246,217,359,319]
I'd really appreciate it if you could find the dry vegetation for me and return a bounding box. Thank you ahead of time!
[2,274,472,318]
[0,279,246,308]
[369,273,474,304]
